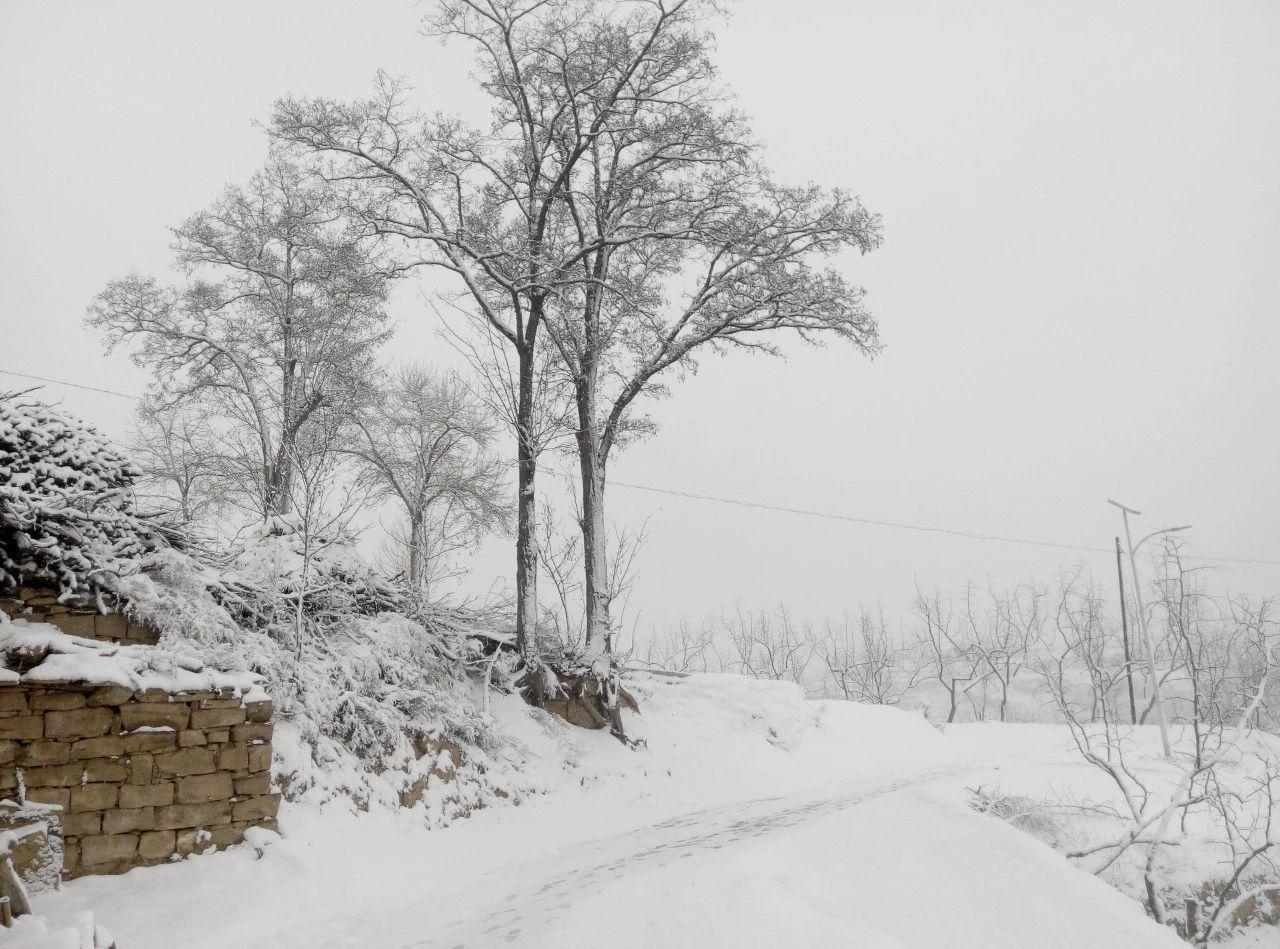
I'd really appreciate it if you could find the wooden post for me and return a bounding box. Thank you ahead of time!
[0,895,11,928]
[1184,898,1198,941]
[1116,536,1138,724]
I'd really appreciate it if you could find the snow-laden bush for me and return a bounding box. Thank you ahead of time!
[0,399,156,603]
[115,525,528,822]
[1,399,530,823]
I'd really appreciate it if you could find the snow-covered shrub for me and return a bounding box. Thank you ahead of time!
[968,785,1066,847]
[114,523,529,822]
[1,399,530,824]
[0,399,156,604]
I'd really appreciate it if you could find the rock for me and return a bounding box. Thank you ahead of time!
[245,700,273,724]
[81,758,128,783]
[137,829,176,861]
[71,735,124,760]
[119,782,175,808]
[217,744,248,772]
[102,807,156,834]
[29,691,87,711]
[246,744,271,773]
[19,740,72,766]
[178,730,207,748]
[24,763,85,788]
[233,774,270,797]
[232,723,272,744]
[208,824,246,849]
[44,707,114,739]
[87,686,134,707]
[154,747,216,777]
[176,772,232,804]
[123,731,177,754]
[24,787,69,808]
[69,783,118,813]
[121,703,189,731]
[93,614,128,641]
[156,800,232,830]
[80,833,138,865]
[50,613,95,638]
[232,793,280,822]
[190,706,246,730]
[61,811,101,837]
[126,753,155,784]
[0,716,43,741]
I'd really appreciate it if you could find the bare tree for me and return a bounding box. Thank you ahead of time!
[1038,570,1279,935]
[270,0,881,684]
[962,582,1046,723]
[638,619,721,675]
[348,365,508,597]
[722,604,814,688]
[819,608,922,705]
[87,158,391,521]
[913,587,992,723]
[508,0,883,676]
[532,488,649,657]
[126,400,224,526]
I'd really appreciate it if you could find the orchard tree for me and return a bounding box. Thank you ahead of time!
[349,365,508,595]
[88,158,392,521]
[271,0,881,681]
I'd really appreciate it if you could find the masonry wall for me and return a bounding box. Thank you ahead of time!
[0,585,159,646]
[0,682,277,878]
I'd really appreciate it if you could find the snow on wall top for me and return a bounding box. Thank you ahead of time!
[0,612,264,698]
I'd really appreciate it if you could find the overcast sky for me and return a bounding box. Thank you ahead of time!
[2,0,1278,631]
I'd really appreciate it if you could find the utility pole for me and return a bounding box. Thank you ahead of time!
[1107,500,1190,759]
[1115,536,1138,724]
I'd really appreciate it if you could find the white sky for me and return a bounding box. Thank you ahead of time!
[2,0,1278,632]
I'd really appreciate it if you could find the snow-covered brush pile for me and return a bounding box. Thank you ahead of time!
[114,529,530,824]
[0,400,531,825]
[0,399,156,605]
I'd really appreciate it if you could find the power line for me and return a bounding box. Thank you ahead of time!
[553,474,1280,568]
[0,369,140,401]
[5,366,1280,567]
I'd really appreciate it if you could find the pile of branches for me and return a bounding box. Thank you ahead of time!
[0,399,158,606]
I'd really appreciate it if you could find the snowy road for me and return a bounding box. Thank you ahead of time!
[404,766,967,949]
[269,754,1179,949]
[23,680,1190,948]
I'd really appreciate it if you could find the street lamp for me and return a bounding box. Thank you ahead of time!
[1107,499,1190,759]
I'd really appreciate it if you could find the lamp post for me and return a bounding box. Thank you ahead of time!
[1107,499,1190,759]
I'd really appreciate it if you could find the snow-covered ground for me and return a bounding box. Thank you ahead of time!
[4,674,1225,947]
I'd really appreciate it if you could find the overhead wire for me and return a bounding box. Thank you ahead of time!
[4,366,1278,567]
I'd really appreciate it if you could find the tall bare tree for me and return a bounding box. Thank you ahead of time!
[349,365,508,595]
[506,0,882,674]
[270,0,881,683]
[87,158,391,521]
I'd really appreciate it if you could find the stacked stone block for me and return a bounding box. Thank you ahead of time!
[0,586,159,646]
[0,683,277,878]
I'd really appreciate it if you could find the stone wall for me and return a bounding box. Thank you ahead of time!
[0,586,158,646]
[0,682,277,879]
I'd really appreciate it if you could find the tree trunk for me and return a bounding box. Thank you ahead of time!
[513,351,539,661]
[578,432,611,672]
[408,512,424,592]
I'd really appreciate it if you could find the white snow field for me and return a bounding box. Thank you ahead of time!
[9,674,1195,948]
